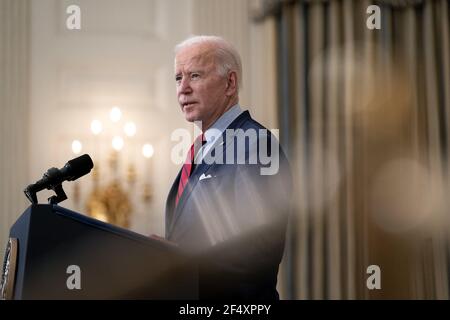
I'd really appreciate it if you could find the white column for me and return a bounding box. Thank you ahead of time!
[0,0,30,263]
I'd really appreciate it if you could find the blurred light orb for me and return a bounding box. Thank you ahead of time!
[112,136,124,151]
[90,120,103,135]
[299,146,341,212]
[124,122,137,137]
[142,144,154,158]
[110,106,122,122]
[71,140,82,154]
[369,158,442,233]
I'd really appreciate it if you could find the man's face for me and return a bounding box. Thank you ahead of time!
[175,44,230,129]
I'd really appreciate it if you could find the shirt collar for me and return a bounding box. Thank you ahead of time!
[204,104,242,144]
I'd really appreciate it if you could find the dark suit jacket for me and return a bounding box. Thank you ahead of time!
[165,111,292,300]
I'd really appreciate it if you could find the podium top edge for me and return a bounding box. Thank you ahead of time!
[23,204,179,253]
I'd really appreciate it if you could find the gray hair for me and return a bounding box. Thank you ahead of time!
[175,35,243,90]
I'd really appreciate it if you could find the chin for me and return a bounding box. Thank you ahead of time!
[183,107,201,121]
[184,112,198,123]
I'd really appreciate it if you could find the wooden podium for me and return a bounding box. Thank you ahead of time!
[1,204,197,299]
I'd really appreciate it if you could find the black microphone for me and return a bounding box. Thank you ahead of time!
[59,154,94,181]
[24,154,94,204]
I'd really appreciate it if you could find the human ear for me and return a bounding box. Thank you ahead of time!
[225,71,237,95]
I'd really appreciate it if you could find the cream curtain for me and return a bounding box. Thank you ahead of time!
[258,0,450,299]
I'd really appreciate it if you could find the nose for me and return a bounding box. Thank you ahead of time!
[178,76,192,95]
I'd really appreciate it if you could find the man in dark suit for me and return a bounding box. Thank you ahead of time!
[165,35,292,299]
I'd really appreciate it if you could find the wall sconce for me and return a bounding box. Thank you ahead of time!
[71,106,154,228]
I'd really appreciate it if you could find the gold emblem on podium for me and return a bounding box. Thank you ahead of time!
[1,238,18,300]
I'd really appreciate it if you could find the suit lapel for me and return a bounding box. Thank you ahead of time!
[165,168,181,235]
[168,154,214,235]
[167,111,251,236]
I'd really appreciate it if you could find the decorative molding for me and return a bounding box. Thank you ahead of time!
[56,0,164,39]
[56,64,166,111]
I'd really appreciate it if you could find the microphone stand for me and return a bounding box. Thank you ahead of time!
[47,184,67,205]
[24,168,68,205]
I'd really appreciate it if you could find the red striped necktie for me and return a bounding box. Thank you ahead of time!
[175,133,205,207]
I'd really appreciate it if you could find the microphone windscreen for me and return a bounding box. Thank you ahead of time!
[65,154,94,180]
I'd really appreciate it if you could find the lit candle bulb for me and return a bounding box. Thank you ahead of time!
[112,136,124,151]
[142,143,154,158]
[124,121,136,137]
[110,106,122,122]
[71,140,82,154]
